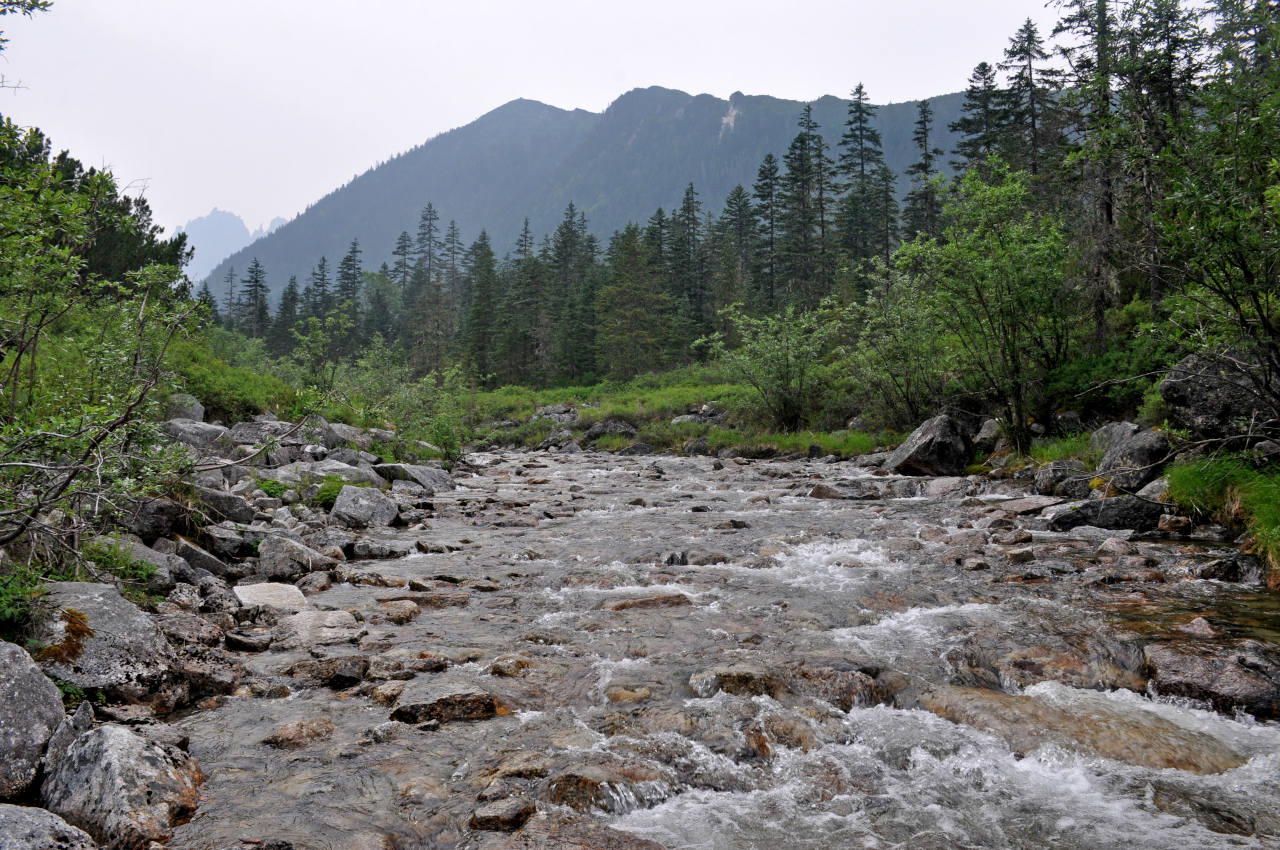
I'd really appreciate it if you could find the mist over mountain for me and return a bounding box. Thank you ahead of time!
[205,86,963,296]
[180,209,286,282]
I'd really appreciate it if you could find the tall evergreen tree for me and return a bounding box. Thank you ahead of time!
[669,183,710,335]
[461,231,499,382]
[268,274,300,356]
[596,224,672,379]
[237,258,270,339]
[335,238,364,353]
[871,164,902,264]
[902,99,945,240]
[751,153,781,311]
[306,257,332,320]
[711,185,755,319]
[220,266,236,329]
[778,105,837,307]
[392,230,414,294]
[836,82,890,269]
[1000,17,1065,176]
[950,62,1008,172]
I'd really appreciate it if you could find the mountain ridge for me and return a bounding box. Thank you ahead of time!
[204,85,964,297]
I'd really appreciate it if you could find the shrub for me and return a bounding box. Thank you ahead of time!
[1166,457,1280,574]
[312,475,348,510]
[256,478,289,499]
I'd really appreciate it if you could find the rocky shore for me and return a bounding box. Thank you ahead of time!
[2,400,1279,849]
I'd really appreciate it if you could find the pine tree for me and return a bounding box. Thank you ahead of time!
[220,266,236,330]
[872,164,901,264]
[392,230,414,294]
[196,281,220,325]
[237,258,270,338]
[710,185,755,319]
[306,257,332,320]
[335,238,363,352]
[902,99,945,240]
[999,17,1065,176]
[836,83,890,265]
[669,183,710,336]
[778,105,838,307]
[596,224,672,379]
[751,153,781,311]
[269,275,300,356]
[462,231,499,382]
[950,62,1007,172]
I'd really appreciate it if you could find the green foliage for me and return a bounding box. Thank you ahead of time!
[255,478,289,499]
[0,564,45,637]
[1167,456,1280,572]
[1029,433,1101,467]
[699,303,843,431]
[312,475,348,510]
[166,334,297,422]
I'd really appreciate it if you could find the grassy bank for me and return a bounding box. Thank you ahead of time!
[1167,457,1280,585]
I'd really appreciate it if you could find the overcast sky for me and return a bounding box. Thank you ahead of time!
[2,0,1060,234]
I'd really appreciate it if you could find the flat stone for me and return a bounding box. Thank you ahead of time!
[606,593,691,611]
[191,485,255,524]
[232,582,308,613]
[470,797,536,832]
[1145,641,1280,719]
[262,717,336,749]
[271,610,366,650]
[374,463,453,493]
[330,485,399,529]
[255,535,337,581]
[997,495,1064,515]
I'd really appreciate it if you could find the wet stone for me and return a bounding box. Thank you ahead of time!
[470,797,536,832]
[607,593,692,612]
[389,680,499,725]
[262,716,335,749]
[689,664,783,699]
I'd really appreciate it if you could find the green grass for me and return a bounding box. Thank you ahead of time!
[255,478,289,499]
[1167,456,1280,577]
[1029,433,1102,467]
[311,474,350,509]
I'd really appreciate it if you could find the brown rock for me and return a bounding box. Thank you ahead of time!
[262,717,335,749]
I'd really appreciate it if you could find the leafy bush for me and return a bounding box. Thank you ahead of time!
[312,475,348,510]
[256,478,289,499]
[0,564,46,639]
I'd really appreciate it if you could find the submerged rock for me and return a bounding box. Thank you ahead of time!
[1145,640,1280,720]
[389,679,498,724]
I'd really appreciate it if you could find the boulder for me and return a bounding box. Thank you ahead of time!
[0,641,66,799]
[41,724,202,850]
[972,418,1002,454]
[254,535,338,580]
[33,583,175,706]
[159,419,226,450]
[43,701,95,782]
[373,463,453,493]
[389,679,498,724]
[1034,460,1088,497]
[688,664,783,699]
[327,446,380,467]
[164,393,204,422]
[330,485,399,529]
[1160,353,1275,439]
[190,485,255,525]
[1047,496,1167,533]
[225,419,298,446]
[121,499,185,544]
[582,419,638,442]
[173,538,236,581]
[533,404,578,426]
[271,610,365,650]
[262,717,335,750]
[883,415,970,476]
[1089,421,1141,455]
[261,459,386,488]
[0,803,98,850]
[1097,428,1170,492]
[322,421,370,449]
[1145,640,1280,719]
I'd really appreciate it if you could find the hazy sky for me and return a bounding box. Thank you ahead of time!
[2,0,1060,234]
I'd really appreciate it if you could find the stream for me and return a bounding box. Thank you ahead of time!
[167,451,1280,850]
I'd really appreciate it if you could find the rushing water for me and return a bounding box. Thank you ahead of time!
[168,451,1280,849]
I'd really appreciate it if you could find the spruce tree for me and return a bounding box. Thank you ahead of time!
[306,257,332,320]
[778,105,837,307]
[669,183,710,336]
[902,99,945,240]
[597,224,672,379]
[461,231,499,382]
[999,18,1065,177]
[751,153,781,311]
[836,83,889,267]
[237,258,270,339]
[220,266,236,330]
[269,275,300,356]
[392,230,414,294]
[335,238,363,352]
[711,185,755,318]
[950,62,1008,172]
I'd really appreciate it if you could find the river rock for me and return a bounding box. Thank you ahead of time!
[0,803,99,850]
[582,419,638,443]
[271,610,364,650]
[173,538,235,581]
[121,498,185,544]
[883,415,970,476]
[1089,421,1141,454]
[1097,428,1170,492]
[262,717,335,749]
[1159,353,1273,439]
[389,679,498,724]
[0,641,65,799]
[263,459,386,488]
[41,724,202,850]
[494,812,667,849]
[226,419,298,446]
[1034,460,1088,496]
[255,535,338,580]
[470,796,536,831]
[972,418,1002,454]
[1047,496,1166,533]
[373,463,453,493]
[919,685,1244,774]
[689,664,783,699]
[1144,640,1280,719]
[155,613,224,648]
[33,583,175,706]
[330,485,399,529]
[233,582,308,613]
[43,701,95,782]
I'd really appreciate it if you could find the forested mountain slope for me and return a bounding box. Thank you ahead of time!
[205,86,962,296]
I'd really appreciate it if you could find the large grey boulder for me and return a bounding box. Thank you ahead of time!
[260,459,386,488]
[254,535,338,580]
[390,679,498,724]
[43,701,95,782]
[121,499,185,545]
[883,415,970,476]
[164,393,204,422]
[41,724,202,850]
[1089,421,1141,455]
[322,421,370,449]
[972,418,1002,454]
[0,803,99,850]
[1047,496,1166,533]
[1034,460,1089,497]
[33,583,175,705]
[92,537,182,596]
[373,463,453,493]
[191,485,254,525]
[232,582,308,613]
[1097,428,1170,492]
[0,641,65,799]
[330,485,399,529]
[173,538,235,581]
[159,419,226,451]
[582,419,638,443]
[225,419,297,445]
[1160,353,1275,439]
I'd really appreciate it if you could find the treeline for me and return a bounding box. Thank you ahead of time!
[205,0,1279,450]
